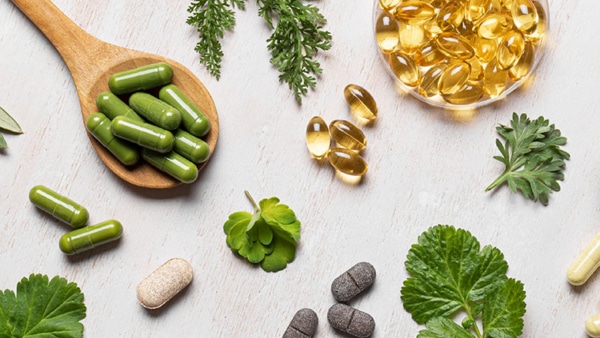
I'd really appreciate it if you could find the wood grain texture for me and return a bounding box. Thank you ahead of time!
[0,0,597,337]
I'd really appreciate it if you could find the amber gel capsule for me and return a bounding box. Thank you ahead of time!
[173,129,210,163]
[59,219,123,255]
[328,148,368,177]
[343,84,378,121]
[129,92,182,131]
[159,84,211,137]
[108,62,173,95]
[86,113,140,166]
[111,116,174,153]
[142,149,198,184]
[305,116,330,159]
[329,120,367,152]
[567,233,600,286]
[95,91,143,122]
[29,185,89,228]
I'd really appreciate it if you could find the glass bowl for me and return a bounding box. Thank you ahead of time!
[373,0,549,110]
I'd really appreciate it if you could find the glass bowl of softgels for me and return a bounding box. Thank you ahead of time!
[374,0,549,110]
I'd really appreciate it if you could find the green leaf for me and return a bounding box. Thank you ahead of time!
[0,274,86,338]
[401,225,525,338]
[486,113,570,205]
[223,191,301,272]
[0,107,22,134]
[417,317,475,338]
[0,134,6,150]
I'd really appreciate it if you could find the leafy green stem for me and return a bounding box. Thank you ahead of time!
[244,190,259,212]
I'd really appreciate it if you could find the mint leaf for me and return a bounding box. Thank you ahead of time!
[418,317,475,338]
[0,274,86,338]
[224,191,301,272]
[401,225,526,338]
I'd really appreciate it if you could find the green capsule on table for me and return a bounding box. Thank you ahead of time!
[96,91,143,122]
[59,219,123,255]
[129,92,182,130]
[108,62,173,95]
[159,84,211,137]
[29,185,89,228]
[86,113,140,166]
[111,116,174,153]
[173,129,210,163]
[142,149,198,184]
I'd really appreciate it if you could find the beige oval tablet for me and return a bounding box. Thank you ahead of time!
[136,258,193,309]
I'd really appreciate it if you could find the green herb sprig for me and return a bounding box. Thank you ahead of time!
[401,225,526,338]
[224,191,301,272]
[187,0,331,104]
[0,106,23,149]
[0,274,86,338]
[485,113,570,205]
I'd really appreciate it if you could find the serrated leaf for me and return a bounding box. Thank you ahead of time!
[0,107,22,134]
[417,317,475,338]
[483,279,526,337]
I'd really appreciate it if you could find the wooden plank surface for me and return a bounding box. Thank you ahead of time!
[0,0,597,336]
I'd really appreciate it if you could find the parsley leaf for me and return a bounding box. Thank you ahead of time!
[401,225,526,338]
[0,274,86,338]
[485,112,570,205]
[224,191,301,272]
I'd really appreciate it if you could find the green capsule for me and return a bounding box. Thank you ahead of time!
[173,129,210,163]
[59,219,123,255]
[108,62,173,95]
[159,84,211,137]
[129,92,181,130]
[111,116,174,153]
[142,149,198,184]
[29,185,89,228]
[96,91,143,122]
[86,113,140,166]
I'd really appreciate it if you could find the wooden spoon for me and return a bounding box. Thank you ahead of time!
[10,0,219,189]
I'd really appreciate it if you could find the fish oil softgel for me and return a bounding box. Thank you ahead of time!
[373,0,548,109]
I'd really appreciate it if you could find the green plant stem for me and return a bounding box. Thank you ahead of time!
[244,190,259,212]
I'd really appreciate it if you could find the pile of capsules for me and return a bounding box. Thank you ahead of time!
[29,185,123,255]
[374,0,547,106]
[305,84,377,178]
[88,62,211,184]
[283,262,377,338]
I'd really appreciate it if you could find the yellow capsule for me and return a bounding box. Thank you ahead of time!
[393,1,436,25]
[482,58,509,97]
[524,0,546,41]
[442,82,484,104]
[455,19,475,37]
[586,314,600,338]
[329,120,367,152]
[435,32,475,59]
[305,116,330,159]
[414,40,446,66]
[388,51,420,87]
[344,84,378,121]
[497,30,525,70]
[477,13,513,39]
[467,57,484,81]
[511,0,539,34]
[418,62,448,97]
[567,233,600,286]
[436,1,465,31]
[438,61,471,96]
[465,0,492,23]
[423,20,443,39]
[327,148,368,176]
[379,0,402,11]
[399,24,425,54]
[473,36,498,63]
[375,12,401,54]
[509,41,534,80]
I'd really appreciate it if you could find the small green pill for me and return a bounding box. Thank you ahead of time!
[96,91,143,122]
[142,149,198,184]
[86,113,140,166]
[173,129,210,163]
[59,219,123,255]
[108,62,173,95]
[111,116,174,153]
[29,185,89,228]
[129,92,181,130]
[159,84,210,137]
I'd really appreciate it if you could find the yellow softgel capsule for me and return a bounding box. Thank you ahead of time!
[388,51,420,87]
[343,84,378,121]
[393,1,436,25]
[328,148,368,176]
[586,314,600,338]
[375,11,401,54]
[305,116,331,159]
[497,30,526,70]
[567,233,600,286]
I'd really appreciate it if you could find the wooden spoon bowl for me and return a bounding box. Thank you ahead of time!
[11,0,219,189]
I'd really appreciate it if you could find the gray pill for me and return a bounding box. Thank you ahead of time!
[283,308,318,338]
[327,303,375,338]
[331,262,376,302]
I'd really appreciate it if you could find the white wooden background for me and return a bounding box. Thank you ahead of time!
[0,0,597,337]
